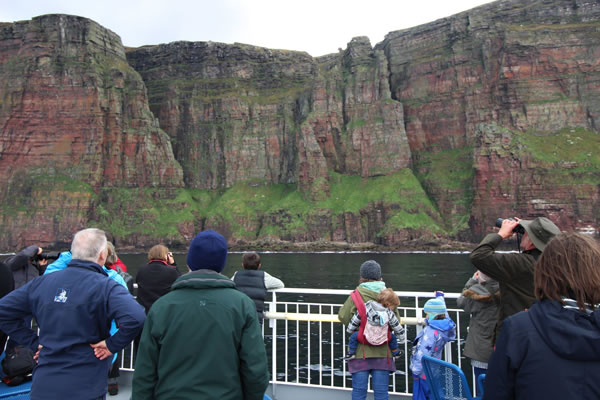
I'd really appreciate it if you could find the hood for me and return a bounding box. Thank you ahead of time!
[357,285,382,302]
[427,318,457,342]
[171,269,235,291]
[365,300,389,325]
[529,300,600,361]
[464,280,500,301]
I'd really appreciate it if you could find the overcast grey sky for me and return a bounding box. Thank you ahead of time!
[1,0,494,56]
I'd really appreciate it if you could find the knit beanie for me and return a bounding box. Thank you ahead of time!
[424,298,446,320]
[360,260,381,281]
[186,230,228,273]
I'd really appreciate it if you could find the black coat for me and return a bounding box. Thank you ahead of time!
[484,300,600,399]
[6,245,41,289]
[136,260,180,314]
[233,270,266,321]
[0,261,14,351]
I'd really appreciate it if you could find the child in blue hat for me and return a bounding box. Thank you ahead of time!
[410,291,457,400]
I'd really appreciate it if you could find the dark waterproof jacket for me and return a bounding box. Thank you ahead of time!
[457,277,500,363]
[470,233,540,341]
[136,260,180,314]
[6,245,41,289]
[484,300,600,399]
[0,261,14,352]
[0,259,146,400]
[132,269,269,400]
[233,269,267,321]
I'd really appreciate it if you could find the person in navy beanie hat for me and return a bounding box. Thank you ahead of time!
[133,229,269,399]
[186,230,228,272]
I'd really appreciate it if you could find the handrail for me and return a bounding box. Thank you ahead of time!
[119,287,471,397]
[264,311,423,325]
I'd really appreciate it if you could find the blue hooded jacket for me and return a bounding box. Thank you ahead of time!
[0,259,145,400]
[410,296,457,377]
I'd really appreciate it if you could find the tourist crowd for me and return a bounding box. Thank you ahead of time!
[0,214,599,400]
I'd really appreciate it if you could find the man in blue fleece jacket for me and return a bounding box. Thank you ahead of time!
[0,228,146,400]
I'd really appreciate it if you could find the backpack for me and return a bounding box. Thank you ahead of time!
[115,266,134,294]
[363,309,391,345]
[350,290,391,346]
[1,345,35,386]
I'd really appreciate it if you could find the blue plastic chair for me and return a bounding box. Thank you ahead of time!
[264,394,272,400]
[421,355,483,400]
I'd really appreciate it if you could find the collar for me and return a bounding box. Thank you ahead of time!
[359,281,386,293]
[67,259,108,276]
[148,259,169,266]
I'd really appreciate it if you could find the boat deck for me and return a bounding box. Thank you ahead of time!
[111,371,412,399]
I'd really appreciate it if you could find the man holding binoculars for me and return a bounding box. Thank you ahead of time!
[470,216,561,344]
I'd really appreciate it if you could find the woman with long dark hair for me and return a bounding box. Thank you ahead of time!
[484,232,600,399]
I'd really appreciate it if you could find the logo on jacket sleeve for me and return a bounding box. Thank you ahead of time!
[54,288,69,303]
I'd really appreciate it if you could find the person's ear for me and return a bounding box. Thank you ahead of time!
[98,248,108,266]
[257,263,261,270]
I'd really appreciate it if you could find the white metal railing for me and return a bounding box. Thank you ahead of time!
[119,288,471,397]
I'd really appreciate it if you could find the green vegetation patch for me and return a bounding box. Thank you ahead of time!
[4,169,447,244]
[414,147,475,190]
[193,170,445,241]
[413,147,475,232]
[512,127,600,185]
[90,187,215,239]
[0,171,95,217]
[514,128,600,166]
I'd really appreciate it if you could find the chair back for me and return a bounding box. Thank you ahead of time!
[421,355,480,400]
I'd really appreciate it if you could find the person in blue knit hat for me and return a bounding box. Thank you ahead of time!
[410,292,457,400]
[133,230,269,400]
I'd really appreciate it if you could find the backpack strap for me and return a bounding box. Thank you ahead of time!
[350,290,369,345]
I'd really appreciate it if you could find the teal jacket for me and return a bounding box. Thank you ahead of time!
[132,269,269,400]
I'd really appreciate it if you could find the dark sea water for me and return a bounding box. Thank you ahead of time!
[119,252,475,294]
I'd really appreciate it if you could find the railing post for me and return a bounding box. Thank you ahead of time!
[270,291,277,397]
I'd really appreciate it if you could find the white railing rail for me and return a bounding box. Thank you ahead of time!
[119,288,470,397]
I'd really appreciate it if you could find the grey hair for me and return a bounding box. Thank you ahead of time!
[71,228,107,262]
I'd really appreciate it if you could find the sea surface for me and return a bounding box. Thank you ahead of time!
[120,252,475,293]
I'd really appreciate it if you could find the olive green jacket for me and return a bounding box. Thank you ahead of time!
[470,233,540,343]
[338,286,402,358]
[132,269,269,400]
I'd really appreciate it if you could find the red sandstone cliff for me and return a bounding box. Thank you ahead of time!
[1,0,599,251]
[0,15,184,248]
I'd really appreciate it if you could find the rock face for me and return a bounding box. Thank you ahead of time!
[378,0,600,237]
[0,15,184,248]
[1,0,599,250]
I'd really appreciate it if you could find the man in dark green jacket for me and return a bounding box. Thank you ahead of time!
[132,230,269,400]
[470,217,560,343]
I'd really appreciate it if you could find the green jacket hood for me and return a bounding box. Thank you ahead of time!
[171,269,235,291]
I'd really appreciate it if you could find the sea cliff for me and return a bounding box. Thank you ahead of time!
[1,0,599,251]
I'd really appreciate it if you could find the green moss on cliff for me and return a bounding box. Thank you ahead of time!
[413,147,475,233]
[199,170,444,241]
[86,170,445,244]
[515,128,600,166]
[90,187,211,239]
[513,127,600,185]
